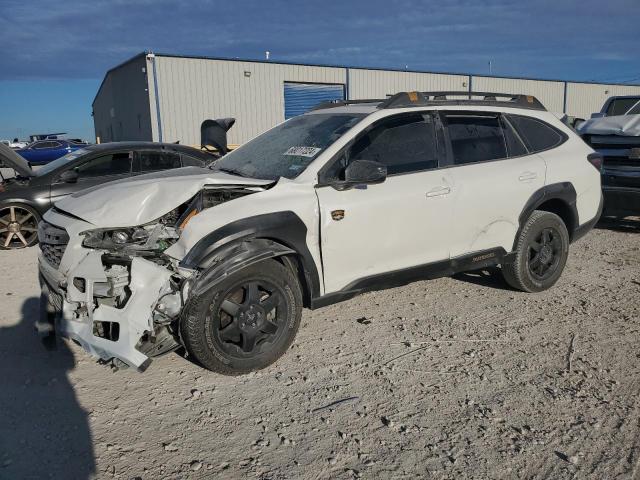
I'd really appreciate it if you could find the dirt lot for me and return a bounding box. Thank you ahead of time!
[1,219,639,480]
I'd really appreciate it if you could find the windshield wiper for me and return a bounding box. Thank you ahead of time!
[215,167,252,178]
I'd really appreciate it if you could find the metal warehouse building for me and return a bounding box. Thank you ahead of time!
[93,52,640,145]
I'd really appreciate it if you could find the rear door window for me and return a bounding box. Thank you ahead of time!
[444,114,507,165]
[133,151,182,172]
[506,115,565,153]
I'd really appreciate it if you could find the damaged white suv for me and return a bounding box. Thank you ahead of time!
[37,92,602,374]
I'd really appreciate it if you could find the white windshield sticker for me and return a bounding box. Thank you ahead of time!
[284,146,322,157]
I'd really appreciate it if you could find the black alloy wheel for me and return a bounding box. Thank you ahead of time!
[0,205,40,250]
[527,227,563,281]
[180,259,303,375]
[501,210,569,293]
[215,280,286,357]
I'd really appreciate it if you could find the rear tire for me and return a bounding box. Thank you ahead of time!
[502,210,569,292]
[180,259,302,375]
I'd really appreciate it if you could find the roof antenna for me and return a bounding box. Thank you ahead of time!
[265,51,270,60]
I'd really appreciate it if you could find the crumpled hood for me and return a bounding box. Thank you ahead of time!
[54,167,273,227]
[578,114,640,136]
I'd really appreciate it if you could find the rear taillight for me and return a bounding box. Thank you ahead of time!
[587,152,603,171]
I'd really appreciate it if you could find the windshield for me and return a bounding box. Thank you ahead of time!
[212,113,364,180]
[626,101,640,115]
[35,148,90,176]
[606,97,640,116]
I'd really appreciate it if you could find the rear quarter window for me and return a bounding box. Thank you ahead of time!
[506,115,566,153]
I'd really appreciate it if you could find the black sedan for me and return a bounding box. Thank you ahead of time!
[0,141,215,249]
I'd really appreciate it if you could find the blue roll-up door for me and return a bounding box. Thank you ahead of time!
[284,82,345,119]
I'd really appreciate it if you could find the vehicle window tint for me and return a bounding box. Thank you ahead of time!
[34,141,58,149]
[606,97,640,116]
[133,151,181,172]
[445,115,507,164]
[344,114,437,176]
[507,115,564,152]
[501,116,528,157]
[76,153,132,177]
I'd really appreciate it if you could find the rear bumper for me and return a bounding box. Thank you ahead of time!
[602,186,640,215]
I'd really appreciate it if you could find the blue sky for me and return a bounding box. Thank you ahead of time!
[1,0,639,141]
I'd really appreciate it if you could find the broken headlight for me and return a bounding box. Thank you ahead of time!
[82,224,179,252]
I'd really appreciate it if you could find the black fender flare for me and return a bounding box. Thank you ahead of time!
[180,211,321,302]
[512,182,579,251]
[189,238,296,296]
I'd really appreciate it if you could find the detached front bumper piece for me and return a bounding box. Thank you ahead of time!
[38,250,175,371]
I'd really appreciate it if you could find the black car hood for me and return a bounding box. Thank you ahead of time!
[0,143,33,177]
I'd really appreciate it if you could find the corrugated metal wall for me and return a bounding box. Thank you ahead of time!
[92,55,153,143]
[94,54,640,145]
[348,68,467,99]
[470,76,565,113]
[152,56,346,145]
[565,82,640,120]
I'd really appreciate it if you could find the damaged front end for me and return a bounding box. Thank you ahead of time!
[38,183,267,371]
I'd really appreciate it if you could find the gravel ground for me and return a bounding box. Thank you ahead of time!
[1,219,639,480]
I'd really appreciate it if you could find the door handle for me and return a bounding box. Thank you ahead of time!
[518,172,537,181]
[426,186,451,198]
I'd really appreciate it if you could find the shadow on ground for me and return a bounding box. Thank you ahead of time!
[0,297,95,479]
[452,266,513,290]
[596,215,640,233]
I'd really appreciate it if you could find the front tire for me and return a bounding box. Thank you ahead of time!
[180,259,303,375]
[502,210,570,292]
[0,203,41,250]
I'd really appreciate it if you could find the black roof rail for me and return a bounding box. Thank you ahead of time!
[309,98,385,112]
[378,91,546,111]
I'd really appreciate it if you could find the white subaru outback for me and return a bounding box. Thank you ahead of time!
[36,92,603,374]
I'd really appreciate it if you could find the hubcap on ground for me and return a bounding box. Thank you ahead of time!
[527,227,562,281]
[214,280,284,356]
[0,206,38,249]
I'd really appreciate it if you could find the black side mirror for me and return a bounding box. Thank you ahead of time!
[335,159,387,190]
[59,169,79,183]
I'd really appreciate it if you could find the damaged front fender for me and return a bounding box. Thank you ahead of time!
[189,238,295,297]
